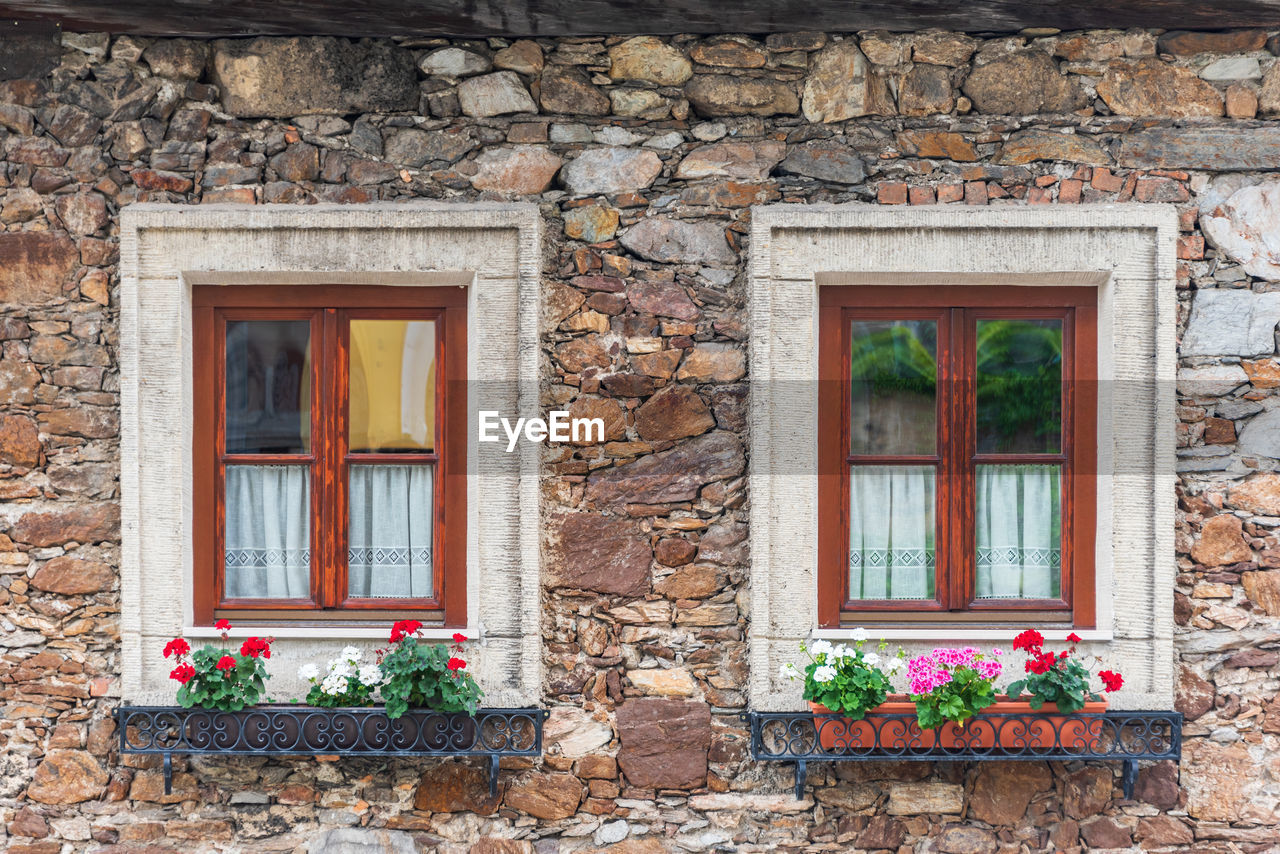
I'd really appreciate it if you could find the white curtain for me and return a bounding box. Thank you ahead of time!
[976,464,1061,599]
[348,464,435,598]
[224,465,310,598]
[849,465,935,599]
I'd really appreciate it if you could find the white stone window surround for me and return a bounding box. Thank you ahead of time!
[747,204,1178,711]
[119,203,541,706]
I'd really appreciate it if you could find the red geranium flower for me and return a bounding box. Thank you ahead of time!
[1012,629,1044,653]
[1066,632,1082,644]
[1099,670,1124,692]
[240,637,272,659]
[169,663,195,683]
[215,655,237,672]
[390,619,423,643]
[163,638,191,659]
[453,632,467,644]
[214,619,232,632]
[447,657,466,671]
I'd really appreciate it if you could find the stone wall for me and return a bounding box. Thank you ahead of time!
[3,24,1280,854]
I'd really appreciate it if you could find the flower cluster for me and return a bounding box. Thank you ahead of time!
[378,626,483,718]
[907,646,1002,729]
[786,630,904,720]
[1007,629,1124,714]
[161,620,274,711]
[300,646,383,708]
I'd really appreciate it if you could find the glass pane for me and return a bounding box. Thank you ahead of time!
[850,320,937,455]
[975,464,1061,599]
[849,465,935,600]
[349,319,437,454]
[225,320,311,454]
[348,464,435,599]
[224,465,310,599]
[976,319,1063,454]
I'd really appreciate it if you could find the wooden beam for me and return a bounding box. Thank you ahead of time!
[4,0,1280,38]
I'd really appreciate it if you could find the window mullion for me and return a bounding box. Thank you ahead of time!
[947,308,976,612]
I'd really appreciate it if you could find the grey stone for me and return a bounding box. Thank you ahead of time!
[383,128,476,166]
[1218,399,1266,419]
[308,828,417,854]
[560,147,662,195]
[540,66,609,115]
[692,121,728,141]
[1201,57,1262,81]
[211,37,417,117]
[418,47,491,77]
[1240,409,1280,458]
[595,126,643,146]
[620,217,737,265]
[645,131,685,150]
[611,88,671,119]
[0,24,61,80]
[778,143,867,183]
[962,49,1086,115]
[674,140,786,180]
[349,118,382,156]
[1182,289,1280,357]
[1201,181,1280,279]
[550,123,594,143]
[1119,128,1280,171]
[142,39,209,79]
[1178,365,1249,397]
[597,821,629,845]
[456,71,537,117]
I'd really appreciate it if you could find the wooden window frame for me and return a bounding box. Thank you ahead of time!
[192,285,467,627]
[818,286,1097,630]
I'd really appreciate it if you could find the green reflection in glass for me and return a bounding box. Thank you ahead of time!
[849,320,937,455]
[976,319,1063,454]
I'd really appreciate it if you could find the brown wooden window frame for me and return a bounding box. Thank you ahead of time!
[818,285,1097,630]
[192,285,467,627]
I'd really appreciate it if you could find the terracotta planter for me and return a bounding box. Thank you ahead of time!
[810,695,1108,752]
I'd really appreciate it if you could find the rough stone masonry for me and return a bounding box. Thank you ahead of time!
[3,23,1280,854]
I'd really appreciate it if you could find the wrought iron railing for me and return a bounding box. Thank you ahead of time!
[745,710,1182,800]
[115,706,547,795]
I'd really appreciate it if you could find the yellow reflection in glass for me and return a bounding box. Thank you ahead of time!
[349,320,436,453]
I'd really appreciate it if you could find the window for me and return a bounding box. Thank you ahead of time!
[192,285,466,626]
[818,286,1097,628]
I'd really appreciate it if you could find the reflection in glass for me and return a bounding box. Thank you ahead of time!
[348,464,434,599]
[850,320,937,455]
[849,465,935,600]
[976,464,1061,599]
[224,465,310,598]
[350,320,436,454]
[976,319,1063,454]
[225,320,311,454]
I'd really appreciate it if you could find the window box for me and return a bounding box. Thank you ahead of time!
[115,705,546,795]
[808,695,1108,751]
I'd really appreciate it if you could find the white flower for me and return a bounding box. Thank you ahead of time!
[778,662,799,681]
[320,673,349,696]
[813,665,837,684]
[863,652,882,669]
[885,657,904,675]
[297,663,320,682]
[833,644,851,661]
[357,664,383,687]
[340,646,362,662]
[330,660,354,678]
[850,627,869,643]
[810,640,834,658]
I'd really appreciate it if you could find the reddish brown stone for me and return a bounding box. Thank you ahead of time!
[601,372,657,398]
[968,762,1051,825]
[8,807,49,839]
[626,280,700,322]
[855,816,906,849]
[1136,815,1193,847]
[1080,817,1132,849]
[1223,648,1279,668]
[585,432,744,506]
[131,169,194,192]
[654,537,697,567]
[504,771,581,820]
[38,406,119,439]
[1134,759,1180,810]
[555,338,610,374]
[1243,570,1280,616]
[0,232,78,304]
[539,67,609,115]
[655,565,722,599]
[1157,29,1267,55]
[9,503,120,547]
[1229,473,1280,515]
[896,130,975,161]
[962,50,1085,114]
[877,182,908,204]
[1192,515,1252,567]
[576,754,617,779]
[1061,766,1111,820]
[1097,59,1223,117]
[55,193,109,236]
[269,142,320,181]
[31,556,115,595]
[26,750,108,804]
[546,513,651,596]
[634,386,714,442]
[1204,416,1236,444]
[1175,666,1215,720]
[617,699,711,789]
[470,838,534,854]
[413,761,502,815]
[567,396,627,444]
[0,414,41,467]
